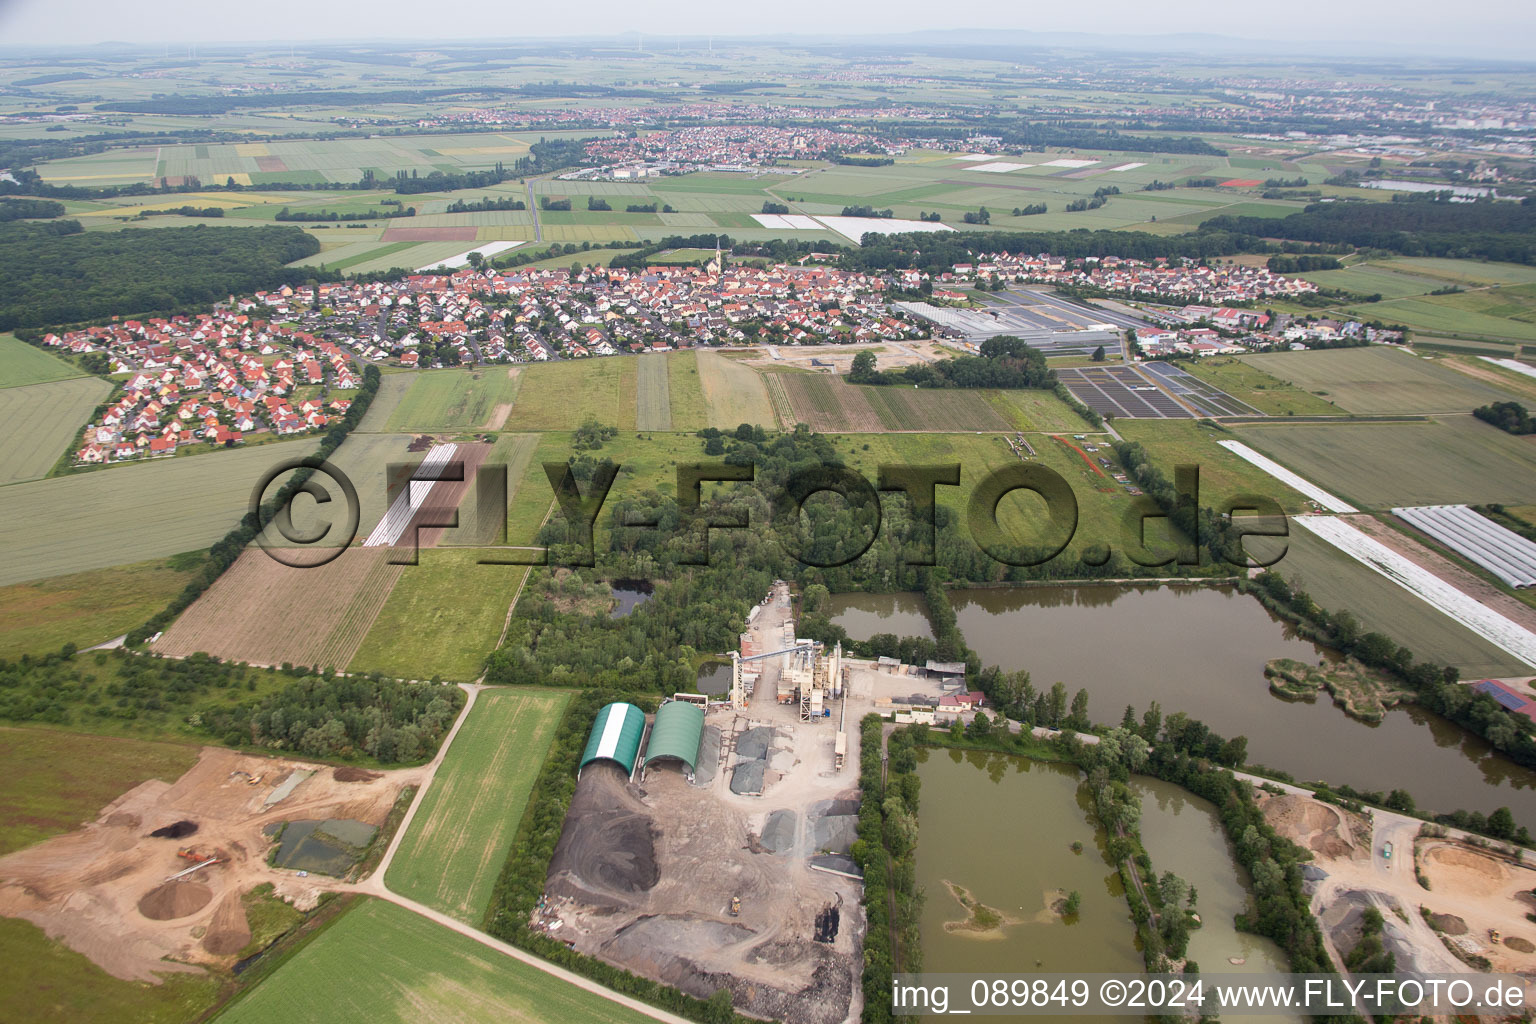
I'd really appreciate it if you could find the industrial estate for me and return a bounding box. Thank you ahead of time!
[4,17,1536,1024]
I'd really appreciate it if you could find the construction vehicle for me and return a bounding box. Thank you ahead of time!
[1490,928,1502,944]
[1382,841,1393,860]
[177,847,214,863]
[728,896,741,917]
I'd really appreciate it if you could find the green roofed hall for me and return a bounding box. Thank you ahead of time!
[579,701,646,778]
[642,699,705,778]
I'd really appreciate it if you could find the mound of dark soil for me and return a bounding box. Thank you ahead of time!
[148,820,198,839]
[138,881,212,920]
[332,766,381,783]
[1506,936,1534,953]
[547,763,658,900]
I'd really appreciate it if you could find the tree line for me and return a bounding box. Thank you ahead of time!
[1202,198,1536,265]
[0,221,321,331]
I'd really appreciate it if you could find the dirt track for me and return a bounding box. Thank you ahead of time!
[0,748,424,981]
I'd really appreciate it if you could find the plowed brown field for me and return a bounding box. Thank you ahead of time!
[154,548,403,670]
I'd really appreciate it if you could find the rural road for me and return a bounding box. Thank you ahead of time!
[526,178,542,242]
[311,681,696,1024]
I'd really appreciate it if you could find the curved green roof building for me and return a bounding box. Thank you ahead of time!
[579,702,647,778]
[643,700,706,776]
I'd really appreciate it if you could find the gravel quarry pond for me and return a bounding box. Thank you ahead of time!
[945,584,1536,826]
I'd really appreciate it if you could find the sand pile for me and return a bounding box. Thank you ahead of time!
[201,890,252,955]
[138,881,213,921]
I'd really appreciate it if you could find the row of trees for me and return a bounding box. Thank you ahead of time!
[847,335,1056,390]
[854,715,922,1023]
[275,205,415,222]
[0,648,458,766]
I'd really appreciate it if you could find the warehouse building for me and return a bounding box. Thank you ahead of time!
[579,702,647,779]
[641,700,706,782]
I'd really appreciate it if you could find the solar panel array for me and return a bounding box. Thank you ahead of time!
[1057,365,1192,419]
[1138,362,1266,417]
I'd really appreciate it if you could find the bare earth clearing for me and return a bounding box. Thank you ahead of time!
[1260,787,1536,983]
[0,748,423,982]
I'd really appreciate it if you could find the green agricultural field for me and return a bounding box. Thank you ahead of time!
[386,688,570,922]
[1240,346,1522,415]
[383,367,523,432]
[1297,262,1450,300]
[0,376,112,484]
[354,372,418,432]
[1113,420,1309,514]
[665,350,709,431]
[0,334,87,387]
[0,726,198,856]
[635,354,672,431]
[215,898,658,1024]
[1380,258,1536,288]
[348,549,525,681]
[449,432,541,546]
[1234,418,1536,509]
[778,373,881,431]
[35,132,603,187]
[0,916,219,1024]
[1271,527,1528,679]
[1343,293,1536,343]
[697,351,776,428]
[0,554,202,659]
[984,390,1099,432]
[1175,358,1341,416]
[859,384,1012,432]
[501,358,638,431]
[0,439,320,586]
[832,431,1137,565]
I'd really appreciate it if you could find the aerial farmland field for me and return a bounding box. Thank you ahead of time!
[696,351,776,428]
[0,376,111,485]
[1234,418,1536,509]
[385,688,571,922]
[0,555,201,659]
[860,385,1012,432]
[0,727,199,857]
[1274,527,1530,679]
[500,357,638,431]
[0,439,319,586]
[833,431,1137,564]
[154,548,403,670]
[348,549,524,680]
[1175,358,1341,416]
[1239,346,1524,415]
[777,373,883,431]
[215,898,657,1024]
[34,131,605,187]
[664,350,710,431]
[0,334,87,387]
[383,366,523,432]
[635,354,672,430]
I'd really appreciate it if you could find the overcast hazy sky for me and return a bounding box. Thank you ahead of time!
[0,0,1531,59]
